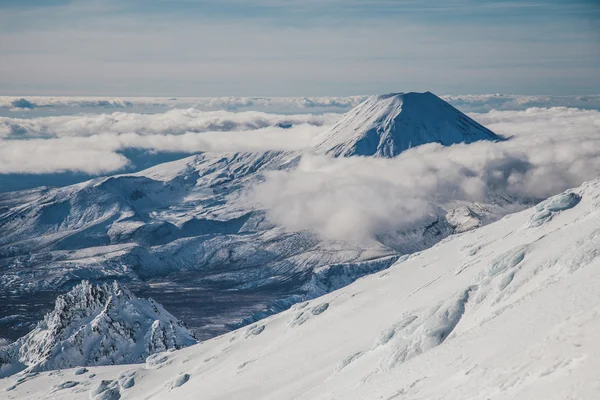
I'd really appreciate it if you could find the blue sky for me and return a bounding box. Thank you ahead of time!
[0,0,599,96]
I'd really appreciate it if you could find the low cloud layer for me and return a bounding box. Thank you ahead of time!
[2,104,599,243]
[2,94,600,114]
[252,107,600,242]
[0,109,338,139]
[0,109,336,174]
[0,125,324,174]
[0,96,368,113]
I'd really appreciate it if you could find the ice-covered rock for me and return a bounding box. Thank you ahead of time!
[447,206,482,233]
[0,281,196,377]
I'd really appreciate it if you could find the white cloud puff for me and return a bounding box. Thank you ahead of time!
[252,107,600,242]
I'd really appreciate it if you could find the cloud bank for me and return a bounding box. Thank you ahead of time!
[0,109,337,174]
[252,107,600,242]
[0,96,368,113]
[0,109,338,139]
[2,94,600,114]
[0,125,327,175]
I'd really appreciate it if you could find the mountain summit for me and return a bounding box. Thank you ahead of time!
[313,91,501,157]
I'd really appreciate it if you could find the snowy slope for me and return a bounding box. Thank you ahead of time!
[0,281,196,378]
[313,92,500,157]
[2,179,599,399]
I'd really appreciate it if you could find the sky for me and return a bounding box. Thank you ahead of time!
[0,0,599,96]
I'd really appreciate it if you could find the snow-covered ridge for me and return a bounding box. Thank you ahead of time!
[314,92,500,157]
[0,281,196,378]
[2,179,598,399]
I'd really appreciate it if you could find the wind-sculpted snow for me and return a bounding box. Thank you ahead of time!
[529,192,581,228]
[379,287,474,370]
[0,281,196,378]
[2,179,599,399]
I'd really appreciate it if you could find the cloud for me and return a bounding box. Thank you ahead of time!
[0,124,325,174]
[251,107,600,243]
[3,95,600,115]
[0,137,130,175]
[0,96,369,113]
[0,108,339,139]
[2,104,599,243]
[1,1,598,96]
[0,108,340,174]
[443,94,600,113]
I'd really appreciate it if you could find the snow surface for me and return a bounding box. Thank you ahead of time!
[1,179,599,399]
[313,92,500,157]
[0,281,196,378]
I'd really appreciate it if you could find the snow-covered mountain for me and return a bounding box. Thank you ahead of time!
[0,281,196,378]
[2,179,598,399]
[314,92,501,157]
[0,92,515,342]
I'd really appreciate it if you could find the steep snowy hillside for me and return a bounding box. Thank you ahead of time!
[314,92,500,157]
[0,93,511,342]
[2,179,598,399]
[0,281,196,378]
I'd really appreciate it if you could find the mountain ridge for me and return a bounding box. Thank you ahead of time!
[0,280,197,378]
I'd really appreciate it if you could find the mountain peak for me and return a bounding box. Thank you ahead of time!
[313,91,500,157]
[0,281,197,377]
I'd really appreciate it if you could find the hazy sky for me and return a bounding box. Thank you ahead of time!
[1,0,599,96]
